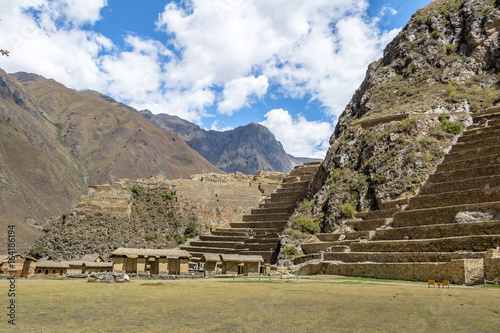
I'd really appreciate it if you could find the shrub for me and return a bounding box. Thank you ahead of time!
[446,44,457,54]
[164,191,175,200]
[135,204,143,214]
[442,120,465,134]
[145,232,157,242]
[431,30,440,39]
[30,243,45,259]
[405,150,418,164]
[392,118,418,133]
[174,234,187,244]
[291,216,320,234]
[131,185,143,196]
[340,204,355,218]
[184,221,199,238]
[416,136,437,150]
[282,245,298,257]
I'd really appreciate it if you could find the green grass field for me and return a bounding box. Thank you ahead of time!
[1,276,499,332]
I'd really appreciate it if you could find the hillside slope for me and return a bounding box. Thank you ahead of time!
[305,0,499,230]
[139,110,314,174]
[0,70,221,250]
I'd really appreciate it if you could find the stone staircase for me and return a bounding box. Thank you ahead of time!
[181,162,321,264]
[297,109,500,284]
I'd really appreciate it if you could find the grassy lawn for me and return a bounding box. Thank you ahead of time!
[1,276,499,332]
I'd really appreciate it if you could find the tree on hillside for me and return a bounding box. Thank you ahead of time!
[0,49,8,56]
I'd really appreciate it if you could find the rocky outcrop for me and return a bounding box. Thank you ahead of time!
[308,0,499,231]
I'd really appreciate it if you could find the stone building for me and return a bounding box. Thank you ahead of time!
[110,248,191,275]
[221,254,264,276]
[35,261,69,277]
[200,254,221,277]
[0,254,37,278]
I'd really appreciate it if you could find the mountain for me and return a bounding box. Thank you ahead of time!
[138,110,319,174]
[0,70,221,251]
[305,0,499,231]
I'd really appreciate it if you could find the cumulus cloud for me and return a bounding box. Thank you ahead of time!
[218,75,269,115]
[260,109,335,158]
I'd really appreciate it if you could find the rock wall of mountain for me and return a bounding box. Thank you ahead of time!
[139,110,304,174]
[0,70,221,251]
[307,0,499,230]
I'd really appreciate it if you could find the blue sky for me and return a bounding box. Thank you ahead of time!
[0,0,434,157]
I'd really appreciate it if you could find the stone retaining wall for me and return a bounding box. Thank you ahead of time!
[299,259,484,285]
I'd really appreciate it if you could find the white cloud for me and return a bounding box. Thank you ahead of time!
[209,120,233,132]
[260,109,335,158]
[218,75,269,115]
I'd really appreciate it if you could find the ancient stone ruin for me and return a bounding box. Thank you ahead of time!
[296,109,500,285]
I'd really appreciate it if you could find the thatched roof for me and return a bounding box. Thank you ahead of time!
[110,248,191,259]
[83,262,113,268]
[200,254,221,262]
[80,254,103,262]
[0,253,37,262]
[220,254,264,263]
[36,261,70,268]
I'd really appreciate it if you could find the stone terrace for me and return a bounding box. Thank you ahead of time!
[181,162,321,265]
[297,109,500,285]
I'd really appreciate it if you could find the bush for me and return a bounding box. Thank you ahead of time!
[135,204,143,214]
[30,243,45,259]
[446,44,457,54]
[131,185,143,196]
[184,221,199,238]
[164,191,175,200]
[282,245,298,256]
[145,232,157,242]
[340,204,355,218]
[392,118,418,133]
[442,121,465,135]
[174,234,187,244]
[291,216,320,234]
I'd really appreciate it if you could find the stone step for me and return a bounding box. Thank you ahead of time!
[242,213,291,222]
[270,191,305,201]
[236,243,278,251]
[180,246,243,254]
[459,126,500,143]
[276,186,307,194]
[285,175,314,183]
[443,144,500,163]
[393,201,500,228]
[199,235,249,242]
[212,228,278,236]
[436,154,500,173]
[301,242,340,254]
[471,108,500,122]
[261,202,298,210]
[452,134,500,152]
[230,221,288,230]
[189,241,243,249]
[344,218,392,232]
[263,198,301,206]
[418,174,500,196]
[381,198,410,210]
[355,208,401,220]
[316,233,342,242]
[408,186,500,210]
[321,251,485,263]
[349,234,500,253]
[373,220,500,241]
[428,163,500,184]
[250,207,295,215]
[244,238,280,244]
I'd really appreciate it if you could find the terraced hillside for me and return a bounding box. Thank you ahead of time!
[298,109,500,284]
[181,163,320,264]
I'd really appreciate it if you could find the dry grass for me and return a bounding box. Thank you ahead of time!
[1,276,499,332]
